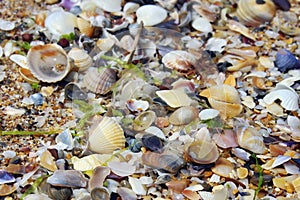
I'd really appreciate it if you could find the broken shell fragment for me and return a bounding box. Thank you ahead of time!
[68,48,93,72]
[185,140,219,164]
[156,89,193,108]
[136,5,167,26]
[89,166,110,191]
[47,170,87,188]
[169,106,199,126]
[10,54,27,68]
[211,158,234,177]
[88,117,125,154]
[162,50,197,73]
[27,44,71,83]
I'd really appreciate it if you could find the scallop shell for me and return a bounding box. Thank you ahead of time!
[156,89,193,108]
[162,50,196,73]
[169,106,199,126]
[83,67,117,94]
[45,11,77,38]
[199,85,243,118]
[185,140,219,164]
[141,151,185,173]
[27,44,71,83]
[136,5,167,26]
[236,126,267,154]
[236,0,276,26]
[68,48,93,72]
[88,117,125,154]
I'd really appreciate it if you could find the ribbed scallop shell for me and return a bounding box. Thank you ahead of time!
[68,48,93,72]
[27,44,71,83]
[83,67,117,94]
[88,117,125,154]
[236,0,276,26]
[185,140,219,164]
[236,126,266,154]
[162,50,196,73]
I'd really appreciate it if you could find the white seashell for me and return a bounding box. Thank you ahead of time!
[107,161,136,177]
[96,37,116,52]
[9,54,28,68]
[68,48,93,72]
[45,11,77,39]
[266,103,284,116]
[3,106,26,116]
[156,89,193,108]
[199,191,214,200]
[0,19,15,31]
[145,126,166,140]
[128,177,147,195]
[243,71,267,79]
[93,0,122,12]
[27,44,71,83]
[205,38,227,53]
[287,115,300,130]
[242,96,255,109]
[136,5,167,26]
[4,41,20,57]
[126,99,149,112]
[284,162,300,175]
[0,46,3,57]
[263,84,299,111]
[231,147,251,161]
[227,20,255,41]
[192,17,213,33]
[162,50,197,73]
[123,2,140,16]
[199,109,219,121]
[213,185,228,200]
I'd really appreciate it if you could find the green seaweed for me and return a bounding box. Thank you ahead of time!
[0,130,60,136]
[252,153,264,200]
[16,41,31,50]
[31,82,41,90]
[60,32,75,41]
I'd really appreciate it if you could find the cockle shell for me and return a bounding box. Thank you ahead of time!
[236,0,276,27]
[199,85,243,118]
[83,67,117,94]
[27,44,71,83]
[156,89,193,108]
[136,5,167,26]
[169,106,199,126]
[162,50,197,73]
[88,117,125,154]
[141,151,185,173]
[68,48,93,72]
[235,126,267,154]
[185,140,219,164]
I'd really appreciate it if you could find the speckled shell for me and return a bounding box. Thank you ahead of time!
[162,50,196,73]
[27,44,71,83]
[236,0,276,26]
[83,67,117,94]
[185,140,219,164]
[68,48,93,72]
[236,126,266,154]
[88,117,125,154]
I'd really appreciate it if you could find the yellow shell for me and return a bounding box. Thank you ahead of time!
[236,0,276,27]
[88,117,125,154]
[156,89,193,108]
[77,17,94,37]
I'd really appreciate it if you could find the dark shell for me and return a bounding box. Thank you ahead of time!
[272,0,291,11]
[48,186,73,200]
[64,82,87,101]
[0,170,15,184]
[141,134,163,153]
[91,187,110,200]
[47,170,87,188]
[275,49,300,72]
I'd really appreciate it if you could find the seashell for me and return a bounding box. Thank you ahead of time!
[169,106,199,126]
[185,140,219,164]
[96,38,115,52]
[0,170,15,184]
[192,17,213,33]
[59,0,81,11]
[68,48,93,72]
[231,148,251,161]
[55,129,74,150]
[118,35,134,52]
[162,50,196,73]
[211,158,234,177]
[236,126,267,154]
[274,49,300,72]
[263,83,299,111]
[93,0,122,12]
[107,161,136,177]
[9,54,28,68]
[88,117,125,154]
[4,40,20,57]
[145,126,166,140]
[212,129,239,149]
[199,109,219,121]
[141,134,164,153]
[236,0,276,27]
[141,151,185,173]
[47,170,87,188]
[40,150,58,172]
[126,99,149,112]
[45,11,77,38]
[262,155,291,170]
[199,85,243,119]
[272,0,290,11]
[0,184,17,197]
[136,5,167,26]
[182,189,200,200]
[156,89,193,108]
[77,17,94,37]
[166,179,189,193]
[273,174,298,192]
[171,79,195,93]
[212,185,228,200]
[117,187,137,200]
[205,38,227,53]
[0,19,15,31]
[123,2,140,16]
[227,20,255,41]
[83,67,117,94]
[27,44,71,83]
[90,187,110,200]
[128,177,147,195]
[237,167,248,179]
[133,111,156,131]
[198,191,214,200]
[64,82,87,101]
[47,186,73,200]
[0,46,3,57]
[89,166,110,191]
[19,68,40,84]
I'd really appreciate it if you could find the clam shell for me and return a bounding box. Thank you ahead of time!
[88,117,125,154]
[83,67,117,94]
[19,68,39,83]
[133,111,156,131]
[156,89,193,108]
[169,106,199,126]
[236,0,276,26]
[199,109,219,121]
[9,54,28,68]
[0,19,15,31]
[162,50,196,73]
[76,17,94,37]
[68,48,93,72]
[185,140,219,164]
[236,126,266,154]
[136,5,167,26]
[211,158,234,177]
[192,17,213,33]
[89,166,110,191]
[93,0,122,12]
[207,98,243,119]
[27,44,71,83]
[47,170,87,188]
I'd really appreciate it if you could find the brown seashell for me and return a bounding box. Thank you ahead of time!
[27,44,71,83]
[211,158,234,177]
[169,106,199,126]
[0,184,17,197]
[19,67,39,83]
[35,11,47,27]
[162,50,196,73]
[77,17,94,37]
[236,0,276,27]
[47,170,88,188]
[141,151,185,173]
[182,189,200,200]
[185,140,219,164]
[89,166,111,191]
[83,67,117,94]
[166,179,189,193]
[269,144,287,156]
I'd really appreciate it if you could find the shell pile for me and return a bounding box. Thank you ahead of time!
[1,0,300,199]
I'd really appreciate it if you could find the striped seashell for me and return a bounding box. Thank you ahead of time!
[68,47,93,72]
[83,67,117,94]
[162,50,196,73]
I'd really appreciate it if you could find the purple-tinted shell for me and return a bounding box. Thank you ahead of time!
[0,170,15,184]
[59,0,80,11]
[274,49,300,72]
[272,0,291,11]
